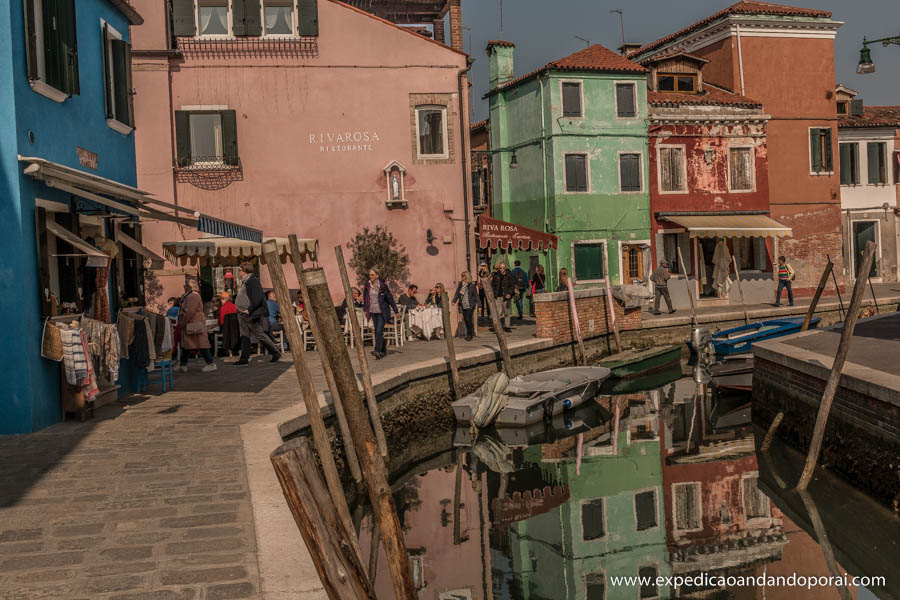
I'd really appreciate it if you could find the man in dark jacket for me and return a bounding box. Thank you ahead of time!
[491,261,516,331]
[650,260,676,315]
[233,262,282,365]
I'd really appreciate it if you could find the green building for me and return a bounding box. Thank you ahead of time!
[486,41,652,290]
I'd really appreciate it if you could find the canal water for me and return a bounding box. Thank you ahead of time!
[353,370,899,600]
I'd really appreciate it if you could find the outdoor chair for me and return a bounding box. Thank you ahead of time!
[384,306,406,346]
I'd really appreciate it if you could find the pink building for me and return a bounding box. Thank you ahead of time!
[130,0,473,302]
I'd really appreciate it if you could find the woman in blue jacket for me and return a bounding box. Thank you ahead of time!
[363,267,398,359]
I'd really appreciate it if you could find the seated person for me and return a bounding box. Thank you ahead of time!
[397,284,420,309]
[424,283,445,307]
[337,287,364,322]
[267,291,283,332]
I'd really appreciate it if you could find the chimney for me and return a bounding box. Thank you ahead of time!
[618,42,643,57]
[448,0,463,51]
[433,18,446,45]
[486,41,515,89]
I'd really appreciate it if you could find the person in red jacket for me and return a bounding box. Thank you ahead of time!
[218,291,238,327]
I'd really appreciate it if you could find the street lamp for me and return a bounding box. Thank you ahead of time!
[857,35,900,75]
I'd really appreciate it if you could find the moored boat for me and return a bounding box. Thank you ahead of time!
[688,316,820,357]
[596,344,683,378]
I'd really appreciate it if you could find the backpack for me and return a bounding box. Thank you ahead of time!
[513,268,528,290]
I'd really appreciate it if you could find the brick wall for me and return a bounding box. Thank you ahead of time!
[409,93,456,166]
[432,19,445,46]
[448,0,463,52]
[534,288,641,345]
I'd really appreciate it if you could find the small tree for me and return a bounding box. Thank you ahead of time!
[347,226,410,289]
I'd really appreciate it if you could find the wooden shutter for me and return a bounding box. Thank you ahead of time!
[810,130,822,172]
[659,148,672,191]
[123,41,134,128]
[101,23,113,117]
[616,83,635,117]
[565,155,586,192]
[575,155,587,191]
[110,39,133,127]
[661,147,682,191]
[823,128,833,171]
[298,0,318,36]
[839,144,852,185]
[221,110,239,166]
[58,0,79,95]
[620,154,640,192]
[233,0,261,36]
[634,490,656,531]
[172,0,196,36]
[562,83,581,117]
[175,111,192,167]
[868,142,884,184]
[24,0,39,80]
[42,0,61,91]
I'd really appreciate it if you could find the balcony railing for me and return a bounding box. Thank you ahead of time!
[175,156,243,190]
[176,37,318,59]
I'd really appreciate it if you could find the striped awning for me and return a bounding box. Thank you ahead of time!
[662,214,792,238]
[163,237,318,267]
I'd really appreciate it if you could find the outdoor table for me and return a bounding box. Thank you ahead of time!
[408,306,442,339]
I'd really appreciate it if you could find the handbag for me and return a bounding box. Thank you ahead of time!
[185,321,206,335]
[41,319,64,362]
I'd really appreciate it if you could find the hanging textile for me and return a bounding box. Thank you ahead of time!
[129,317,151,369]
[78,330,99,402]
[712,240,732,298]
[94,260,111,323]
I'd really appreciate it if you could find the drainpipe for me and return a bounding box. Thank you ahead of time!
[538,73,554,283]
[458,58,474,271]
[735,23,746,96]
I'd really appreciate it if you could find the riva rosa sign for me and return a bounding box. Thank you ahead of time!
[309,131,381,153]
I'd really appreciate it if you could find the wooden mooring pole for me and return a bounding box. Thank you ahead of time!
[479,275,513,377]
[271,439,375,600]
[677,247,697,325]
[826,254,845,320]
[868,276,880,314]
[802,259,834,332]
[333,244,389,457]
[440,291,461,398]
[796,241,876,491]
[565,278,587,366]
[302,267,418,599]
[259,241,362,566]
[731,256,750,326]
[602,245,622,354]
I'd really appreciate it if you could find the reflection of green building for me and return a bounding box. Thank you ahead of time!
[505,430,670,599]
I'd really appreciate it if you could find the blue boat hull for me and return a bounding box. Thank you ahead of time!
[690,317,821,356]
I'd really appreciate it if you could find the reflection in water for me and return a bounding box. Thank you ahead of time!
[357,376,896,600]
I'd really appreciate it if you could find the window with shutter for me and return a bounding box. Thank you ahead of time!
[561,82,582,118]
[674,482,701,530]
[584,572,605,600]
[619,153,641,192]
[728,147,753,191]
[233,0,262,36]
[638,567,658,599]
[573,242,604,281]
[175,111,192,167]
[810,128,833,173]
[175,109,240,169]
[221,110,239,165]
[102,22,134,132]
[172,0,197,36]
[416,106,448,158]
[840,143,859,185]
[263,0,294,36]
[298,0,319,36]
[867,142,887,184]
[742,475,770,519]
[658,147,684,192]
[634,490,657,531]
[24,0,78,100]
[564,154,587,192]
[198,0,230,37]
[581,498,605,540]
[616,83,636,118]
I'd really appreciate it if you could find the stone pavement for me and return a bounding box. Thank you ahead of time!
[0,319,539,600]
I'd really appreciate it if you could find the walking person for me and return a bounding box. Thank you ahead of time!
[233,262,282,366]
[477,262,490,319]
[453,271,480,341]
[491,261,516,332]
[511,260,529,319]
[177,280,216,372]
[364,267,398,360]
[650,260,676,315]
[529,264,546,317]
[775,255,795,307]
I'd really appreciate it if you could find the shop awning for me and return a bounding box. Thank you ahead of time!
[19,156,261,243]
[46,220,110,267]
[115,226,166,270]
[660,214,792,238]
[478,215,558,251]
[163,237,318,267]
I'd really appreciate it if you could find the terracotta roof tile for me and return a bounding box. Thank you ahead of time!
[486,40,515,55]
[487,43,645,95]
[470,119,488,130]
[649,88,762,109]
[636,1,832,56]
[839,106,900,128]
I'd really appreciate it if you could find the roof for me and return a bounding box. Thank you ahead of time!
[839,106,900,128]
[486,40,516,55]
[344,0,447,24]
[649,87,763,109]
[640,50,709,66]
[107,0,143,25]
[636,1,832,56]
[487,43,645,96]
[470,119,488,131]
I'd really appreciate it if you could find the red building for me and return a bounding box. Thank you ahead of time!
[643,51,784,308]
[633,1,845,295]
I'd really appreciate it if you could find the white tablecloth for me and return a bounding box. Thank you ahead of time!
[408,307,442,339]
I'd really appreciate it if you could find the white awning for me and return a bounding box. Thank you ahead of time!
[116,226,166,270]
[163,237,318,266]
[661,214,792,238]
[46,220,110,267]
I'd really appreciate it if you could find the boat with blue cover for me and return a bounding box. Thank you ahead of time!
[689,316,821,357]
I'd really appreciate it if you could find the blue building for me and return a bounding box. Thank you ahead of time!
[0,0,257,434]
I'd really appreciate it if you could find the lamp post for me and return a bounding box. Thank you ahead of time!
[857,35,900,74]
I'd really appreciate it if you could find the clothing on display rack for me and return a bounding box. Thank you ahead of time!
[59,324,99,401]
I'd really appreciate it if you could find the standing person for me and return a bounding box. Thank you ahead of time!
[233,262,282,366]
[530,264,546,317]
[775,255,795,307]
[177,281,216,372]
[650,260,676,315]
[218,291,237,327]
[477,262,490,319]
[165,297,180,320]
[556,267,571,292]
[364,268,398,360]
[491,262,516,332]
[266,291,283,332]
[453,271,480,341]
[511,260,529,319]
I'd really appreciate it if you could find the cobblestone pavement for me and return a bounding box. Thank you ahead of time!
[0,320,539,599]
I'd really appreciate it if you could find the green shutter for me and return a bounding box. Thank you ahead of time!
[823,128,833,171]
[171,0,196,36]
[101,23,112,117]
[24,0,39,80]
[221,110,239,166]
[298,0,318,36]
[839,144,852,185]
[123,41,134,128]
[47,0,79,95]
[111,39,129,126]
[620,154,640,191]
[42,0,61,91]
[867,142,881,184]
[175,111,191,167]
[233,0,262,36]
[810,130,822,172]
[574,244,604,281]
[616,83,635,118]
[576,155,587,191]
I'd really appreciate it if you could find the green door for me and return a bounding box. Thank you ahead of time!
[852,221,877,278]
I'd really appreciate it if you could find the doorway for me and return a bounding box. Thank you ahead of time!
[852,221,877,278]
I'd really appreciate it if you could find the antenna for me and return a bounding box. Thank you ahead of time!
[499,0,503,34]
[575,35,591,48]
[611,9,625,52]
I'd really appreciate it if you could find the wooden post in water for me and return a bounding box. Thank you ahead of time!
[796,241,876,491]
[367,523,380,589]
[333,244,388,457]
[479,275,513,377]
[565,278,587,366]
[760,412,784,453]
[676,247,696,325]
[453,451,463,546]
[602,244,622,354]
[612,398,621,456]
[440,291,461,398]
[802,259,834,332]
[731,256,750,326]
[827,254,845,320]
[302,267,418,600]
[270,439,375,600]
[868,276,880,314]
[796,489,853,600]
[260,240,362,565]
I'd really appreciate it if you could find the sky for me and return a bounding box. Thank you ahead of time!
[458,0,900,122]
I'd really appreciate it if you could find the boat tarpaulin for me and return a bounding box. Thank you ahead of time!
[478,215,558,251]
[661,214,792,238]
